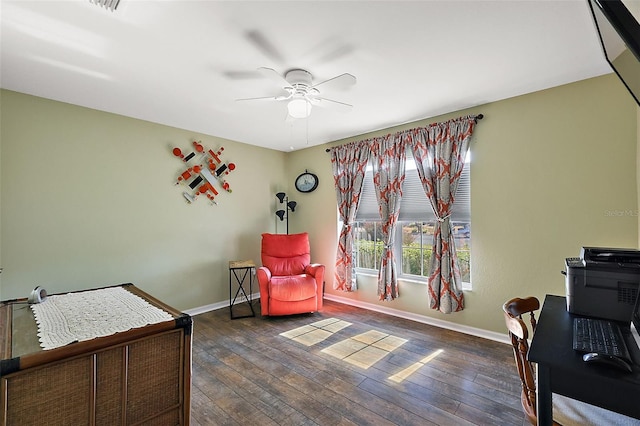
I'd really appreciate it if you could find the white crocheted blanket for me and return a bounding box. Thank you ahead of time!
[31,286,174,350]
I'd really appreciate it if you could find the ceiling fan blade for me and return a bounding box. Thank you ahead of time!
[315,44,355,64]
[245,30,285,63]
[312,73,356,91]
[223,70,263,80]
[310,96,353,112]
[236,93,291,102]
[304,38,356,65]
[257,67,292,88]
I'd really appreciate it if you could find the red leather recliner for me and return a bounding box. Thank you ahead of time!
[257,232,325,316]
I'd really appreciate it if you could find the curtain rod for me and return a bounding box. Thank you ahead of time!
[324,113,483,152]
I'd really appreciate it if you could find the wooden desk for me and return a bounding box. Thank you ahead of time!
[528,295,640,425]
[0,283,192,425]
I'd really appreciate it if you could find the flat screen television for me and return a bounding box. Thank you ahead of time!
[587,0,640,107]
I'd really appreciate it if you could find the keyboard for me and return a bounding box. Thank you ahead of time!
[573,317,632,363]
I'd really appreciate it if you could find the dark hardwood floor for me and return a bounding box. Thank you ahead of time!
[190,299,525,426]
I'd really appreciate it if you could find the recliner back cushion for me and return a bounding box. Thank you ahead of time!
[261,232,310,275]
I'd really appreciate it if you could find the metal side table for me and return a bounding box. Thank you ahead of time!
[229,260,256,319]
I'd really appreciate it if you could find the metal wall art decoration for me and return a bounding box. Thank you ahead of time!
[172,140,236,205]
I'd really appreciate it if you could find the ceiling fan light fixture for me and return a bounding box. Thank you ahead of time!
[287,98,311,119]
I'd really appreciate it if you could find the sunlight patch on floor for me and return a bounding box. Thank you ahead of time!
[279,317,352,346]
[321,330,408,369]
[388,348,444,383]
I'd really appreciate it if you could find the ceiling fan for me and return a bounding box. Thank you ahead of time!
[237,67,356,119]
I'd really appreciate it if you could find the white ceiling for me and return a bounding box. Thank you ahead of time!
[1,0,614,152]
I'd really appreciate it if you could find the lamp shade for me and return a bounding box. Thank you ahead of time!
[275,210,286,221]
[276,192,286,203]
[287,98,311,119]
[287,201,297,212]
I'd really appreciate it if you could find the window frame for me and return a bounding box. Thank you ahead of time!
[352,150,472,288]
[354,220,471,287]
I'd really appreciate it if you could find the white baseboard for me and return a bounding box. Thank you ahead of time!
[183,292,261,316]
[184,292,509,345]
[323,293,510,345]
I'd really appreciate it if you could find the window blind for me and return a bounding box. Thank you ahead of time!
[355,150,470,222]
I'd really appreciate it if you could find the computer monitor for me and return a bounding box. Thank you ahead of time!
[587,0,640,107]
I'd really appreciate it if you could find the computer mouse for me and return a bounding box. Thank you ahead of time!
[582,352,633,373]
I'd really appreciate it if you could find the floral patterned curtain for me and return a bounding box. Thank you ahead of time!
[330,141,370,291]
[408,116,477,313]
[371,134,406,300]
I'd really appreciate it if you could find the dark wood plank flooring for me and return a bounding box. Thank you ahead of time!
[190,300,525,426]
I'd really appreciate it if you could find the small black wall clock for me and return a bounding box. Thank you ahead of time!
[295,170,319,193]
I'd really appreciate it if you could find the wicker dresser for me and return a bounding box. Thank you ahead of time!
[0,283,192,425]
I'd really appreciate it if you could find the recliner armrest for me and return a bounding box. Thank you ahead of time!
[257,266,273,316]
[304,263,324,277]
[257,266,271,282]
[305,263,325,310]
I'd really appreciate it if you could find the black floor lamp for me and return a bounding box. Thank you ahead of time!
[275,192,296,234]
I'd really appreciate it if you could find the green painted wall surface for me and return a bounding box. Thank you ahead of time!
[1,74,638,335]
[287,74,639,334]
[0,90,286,310]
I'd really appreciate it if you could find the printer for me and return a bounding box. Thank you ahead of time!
[564,247,640,322]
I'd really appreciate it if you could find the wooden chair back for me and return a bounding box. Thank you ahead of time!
[503,296,543,426]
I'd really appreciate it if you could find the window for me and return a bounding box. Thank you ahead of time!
[354,150,471,284]
[354,222,384,270]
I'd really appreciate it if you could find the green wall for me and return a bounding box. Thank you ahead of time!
[1,74,638,335]
[0,90,287,310]
[286,74,639,334]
